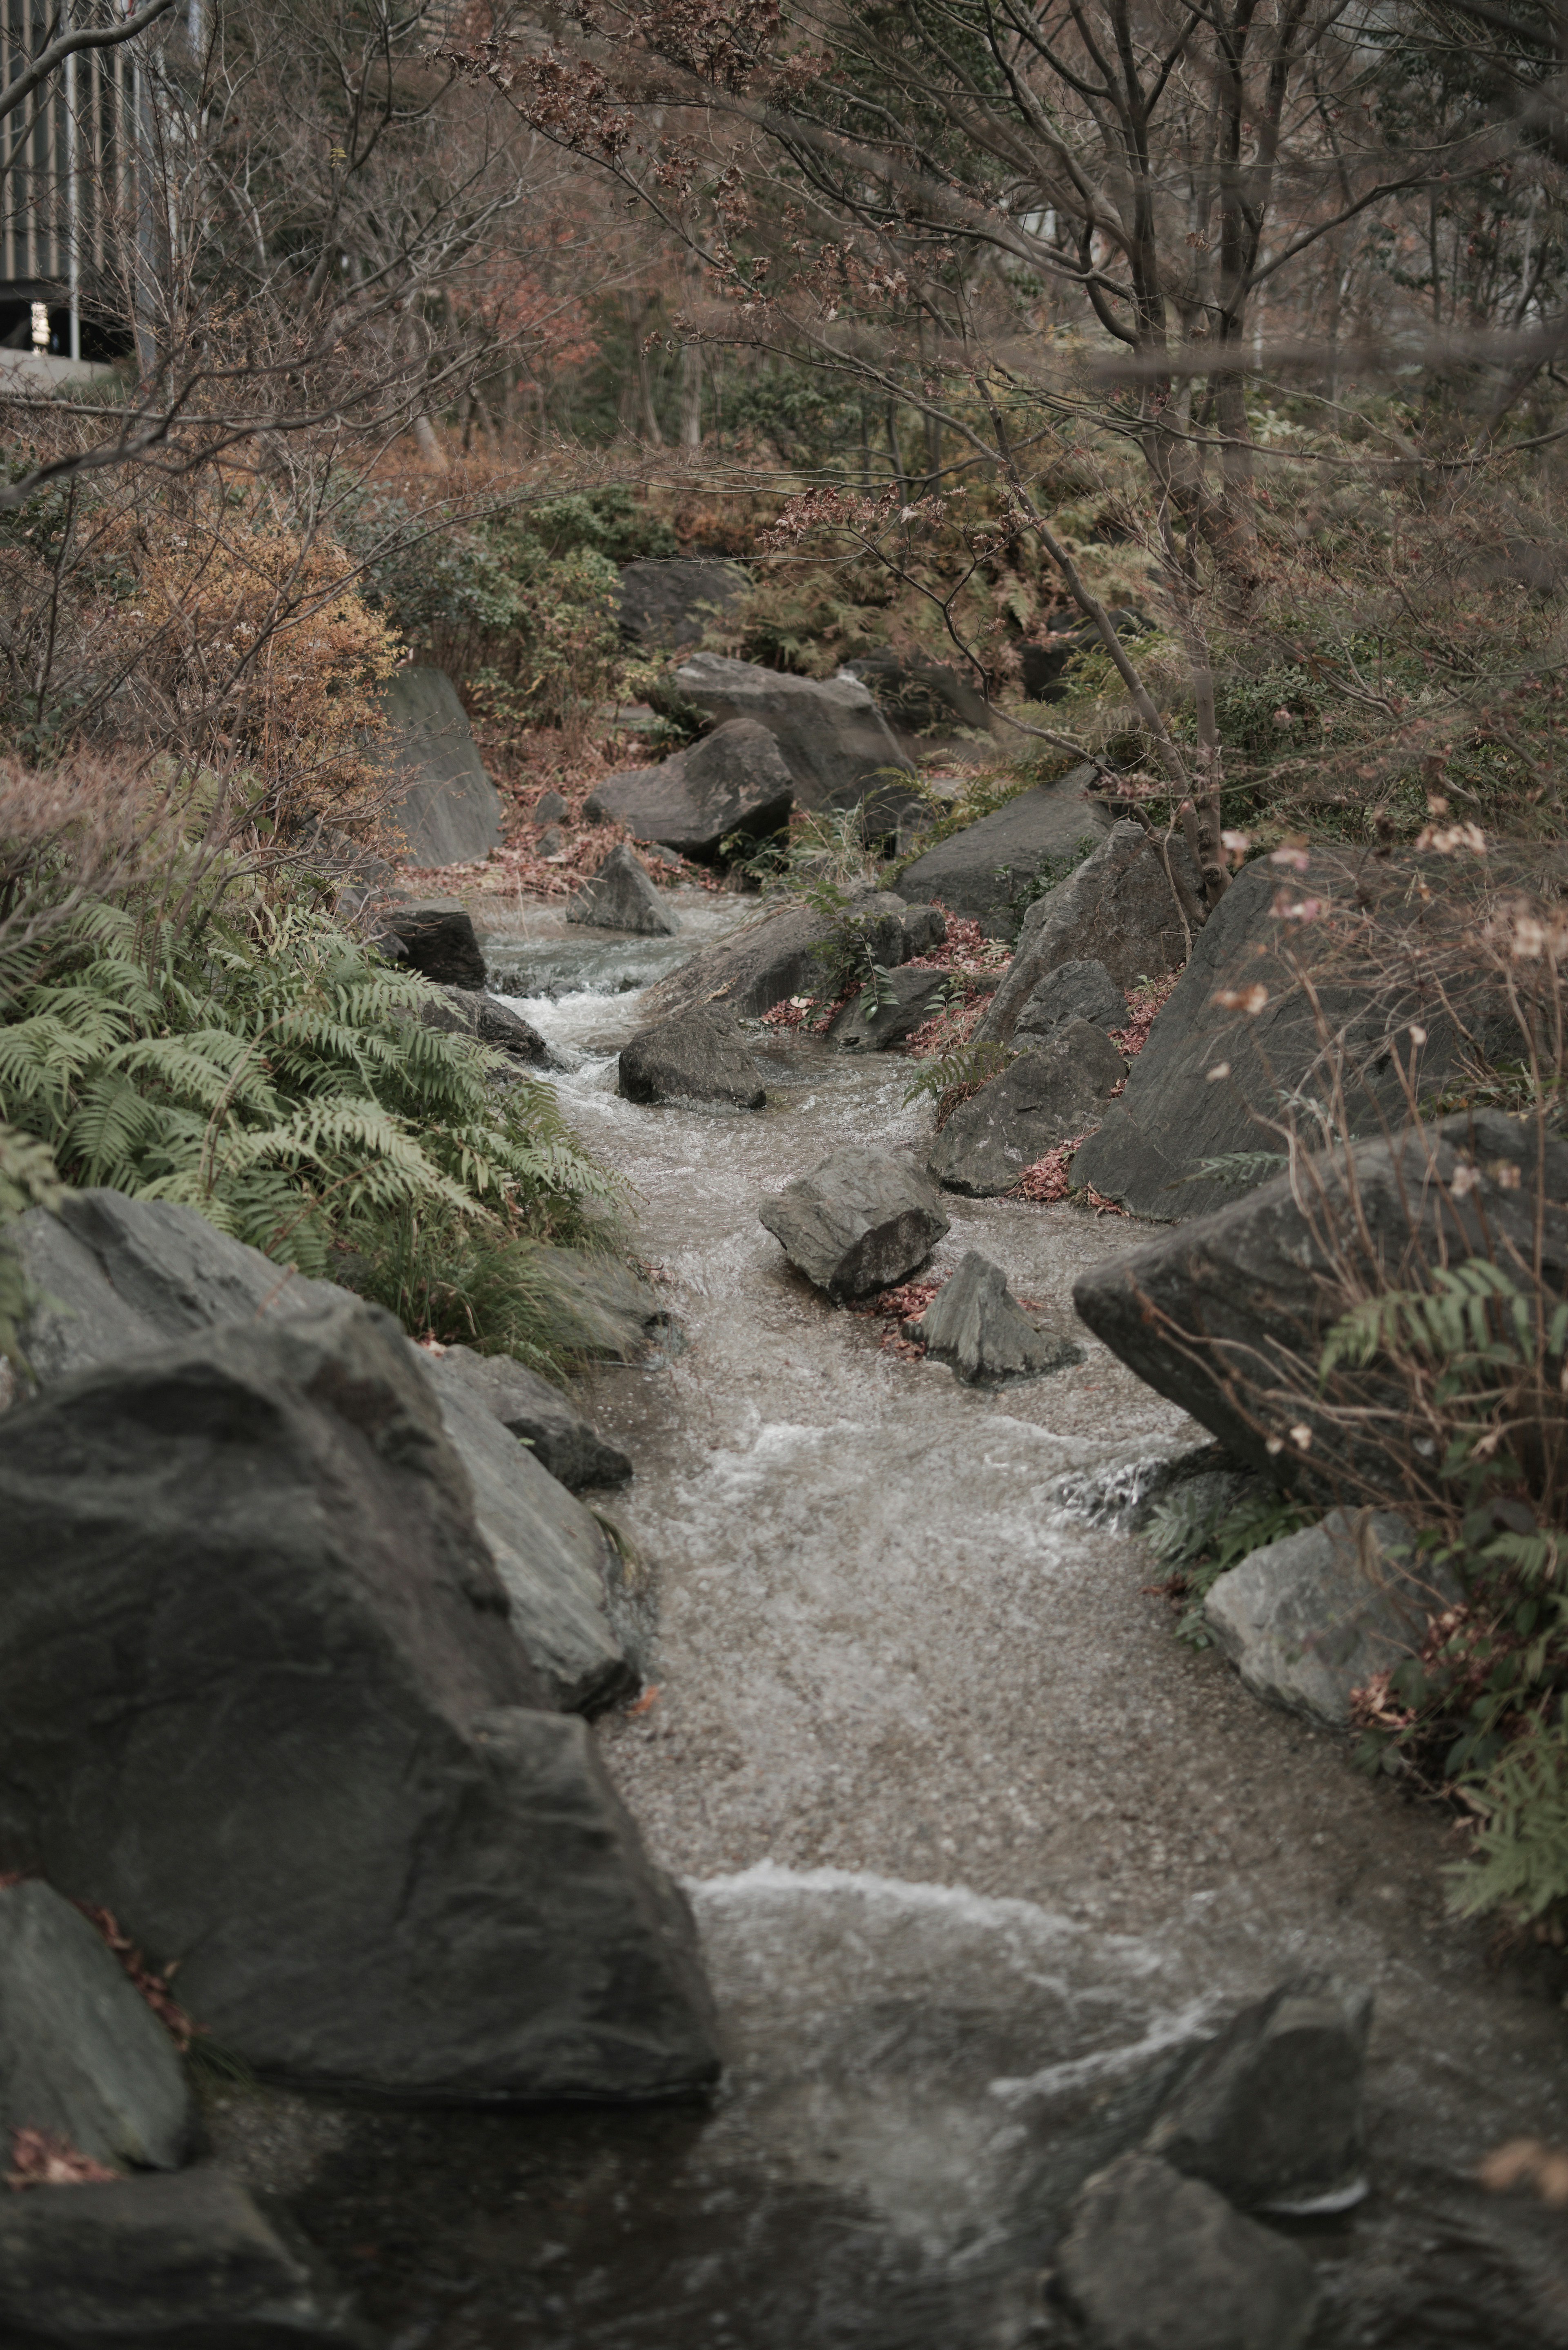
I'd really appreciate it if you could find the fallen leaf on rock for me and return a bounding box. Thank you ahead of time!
[626,1684,663,1717]
[5,2128,120,2189]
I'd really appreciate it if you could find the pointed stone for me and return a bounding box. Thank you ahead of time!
[566,843,680,936]
[759,1148,948,1300]
[911,1251,1080,1383]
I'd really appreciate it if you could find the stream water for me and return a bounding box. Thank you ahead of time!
[221,892,1568,2347]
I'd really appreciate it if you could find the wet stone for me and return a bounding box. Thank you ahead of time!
[566,844,681,937]
[825,965,953,1052]
[928,1020,1126,1197]
[759,1146,949,1300]
[419,983,548,1064]
[376,903,487,988]
[618,1010,768,1108]
[910,1251,1082,1384]
[434,1344,632,1492]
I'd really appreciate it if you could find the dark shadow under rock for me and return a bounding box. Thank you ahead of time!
[434,1345,631,1492]
[909,1251,1082,1383]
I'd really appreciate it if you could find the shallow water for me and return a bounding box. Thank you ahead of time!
[223,898,1568,2346]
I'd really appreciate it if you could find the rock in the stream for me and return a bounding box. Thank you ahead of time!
[534,1244,680,1362]
[978,823,1202,1041]
[566,842,681,936]
[617,557,750,649]
[1204,1509,1457,1728]
[671,652,918,827]
[1071,1110,1568,1484]
[897,772,1110,938]
[436,1344,632,1491]
[637,889,913,1025]
[824,965,953,1052]
[618,1010,768,1108]
[419,982,548,1064]
[584,720,794,862]
[911,1252,1081,1383]
[759,1148,949,1300]
[377,901,488,988]
[1014,957,1128,1043]
[0,2165,368,2348]
[1055,2153,1318,2350]
[928,1020,1126,1197]
[374,665,504,869]
[0,1295,719,2100]
[0,1879,197,2174]
[1144,1973,1373,2213]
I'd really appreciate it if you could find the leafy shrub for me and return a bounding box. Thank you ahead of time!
[0,1125,61,1363]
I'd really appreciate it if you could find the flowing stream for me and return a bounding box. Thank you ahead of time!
[219,892,1568,2348]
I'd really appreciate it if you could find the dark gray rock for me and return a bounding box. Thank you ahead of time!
[534,789,569,825]
[928,1021,1126,1197]
[1071,1110,1568,1485]
[1055,2152,1317,2350]
[1144,1973,1373,2214]
[535,1245,680,1363]
[378,903,488,988]
[1204,1509,1458,1728]
[898,903,948,956]
[435,1345,632,1492]
[566,843,681,937]
[671,653,917,828]
[1018,608,1151,702]
[978,823,1202,1041]
[618,1011,767,1108]
[0,1880,197,2174]
[911,1252,1082,1383]
[584,720,794,862]
[1014,958,1128,1044]
[843,649,996,735]
[419,984,548,1065]
[824,965,952,1052]
[0,1295,718,2100]
[897,773,1110,939]
[374,665,504,868]
[638,890,911,1026]
[0,2165,369,2348]
[759,1148,949,1300]
[617,557,750,649]
[536,825,566,856]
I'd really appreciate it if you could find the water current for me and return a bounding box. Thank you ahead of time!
[220,891,1568,2348]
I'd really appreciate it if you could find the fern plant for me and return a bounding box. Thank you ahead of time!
[0,1124,62,1362]
[1145,1480,1316,1645]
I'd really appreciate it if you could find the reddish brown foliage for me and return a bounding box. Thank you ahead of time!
[5,2129,120,2190]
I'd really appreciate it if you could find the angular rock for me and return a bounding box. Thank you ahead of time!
[1056,2153,1317,2350]
[911,1252,1082,1383]
[435,1344,632,1492]
[584,720,794,862]
[825,965,952,1052]
[1144,1973,1373,2213]
[420,1351,634,1714]
[1014,957,1128,1043]
[618,1010,767,1108]
[978,822,1202,1039]
[1018,607,1151,702]
[928,1021,1126,1197]
[378,902,488,988]
[618,557,750,649]
[844,648,997,735]
[898,902,948,956]
[638,890,912,1026]
[566,843,681,937]
[0,1296,717,2099]
[0,1880,197,2174]
[898,773,1110,939]
[759,1148,949,1300]
[533,788,569,826]
[1070,1110,1568,1484]
[374,665,503,868]
[671,652,917,827]
[1204,1509,1458,1728]
[536,825,566,856]
[535,1244,680,1363]
[419,983,548,1065]
[0,2165,368,2348]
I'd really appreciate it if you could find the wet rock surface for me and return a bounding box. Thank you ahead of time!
[418,982,549,1063]
[567,843,682,937]
[671,652,918,825]
[585,719,794,861]
[376,900,488,986]
[619,1009,768,1108]
[979,822,1201,1039]
[897,772,1109,936]
[1014,957,1129,1044]
[911,1250,1082,1383]
[639,889,912,1024]
[759,1146,949,1298]
[435,1342,633,1492]
[929,1020,1126,1195]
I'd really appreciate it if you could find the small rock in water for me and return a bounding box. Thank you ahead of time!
[566,843,680,937]
[759,1147,949,1300]
[825,965,952,1052]
[1056,2152,1318,2350]
[910,1251,1081,1383]
[619,1011,767,1109]
[1013,956,1128,1043]
[419,984,548,1065]
[1143,1972,1373,2214]
[534,789,569,825]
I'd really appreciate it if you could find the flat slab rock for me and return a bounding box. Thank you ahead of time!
[898,770,1109,938]
[619,1010,767,1108]
[928,1020,1126,1197]
[0,2164,369,2349]
[759,1148,949,1300]
[911,1251,1081,1383]
[435,1344,631,1492]
[584,719,794,863]
[374,665,503,870]
[0,1879,197,2174]
[978,821,1202,1039]
[1204,1508,1459,1728]
[566,843,680,936]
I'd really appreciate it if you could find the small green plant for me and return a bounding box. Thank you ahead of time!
[993,835,1102,922]
[1448,1700,1568,1926]
[1145,1480,1317,1645]
[902,1037,1015,1117]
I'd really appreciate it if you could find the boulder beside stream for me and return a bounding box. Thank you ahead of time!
[567,843,681,936]
[435,1344,631,1491]
[929,1021,1126,1196]
[585,719,794,861]
[619,1010,768,1108]
[760,1148,949,1299]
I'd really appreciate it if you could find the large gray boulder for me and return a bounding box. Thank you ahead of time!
[618,1010,768,1108]
[1204,1509,1457,1728]
[911,1252,1081,1383]
[0,1880,197,2174]
[671,653,917,826]
[617,557,749,649]
[584,720,793,862]
[897,771,1109,937]
[1055,2153,1318,2350]
[377,902,488,987]
[928,1021,1126,1197]
[844,647,997,734]
[0,1296,718,2100]
[638,890,913,1026]
[978,821,1203,1040]
[0,2165,368,2348]
[1071,1110,1568,1485]
[1144,1973,1373,2214]
[566,843,681,936]
[418,983,548,1066]
[759,1148,949,1300]
[824,965,952,1052]
[435,1344,631,1491]
[375,666,504,868]
[1014,957,1128,1044]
